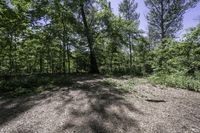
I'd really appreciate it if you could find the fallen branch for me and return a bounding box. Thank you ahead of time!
[146,99,166,103]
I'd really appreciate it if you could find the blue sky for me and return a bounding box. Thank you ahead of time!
[109,0,200,37]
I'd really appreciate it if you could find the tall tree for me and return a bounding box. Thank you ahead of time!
[50,0,76,73]
[79,0,99,74]
[119,0,140,71]
[145,0,199,43]
[119,0,139,24]
[0,0,30,74]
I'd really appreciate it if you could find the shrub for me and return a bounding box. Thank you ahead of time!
[0,74,73,97]
[149,73,200,92]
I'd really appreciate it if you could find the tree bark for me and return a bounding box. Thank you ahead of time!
[129,34,132,73]
[62,40,66,74]
[9,33,13,75]
[110,51,114,73]
[160,0,165,41]
[67,43,71,73]
[39,50,43,73]
[80,1,99,74]
[61,13,66,74]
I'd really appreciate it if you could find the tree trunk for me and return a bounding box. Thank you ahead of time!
[9,33,13,75]
[80,1,99,74]
[59,42,63,73]
[62,41,66,74]
[110,51,114,73]
[47,42,51,74]
[160,0,165,69]
[160,1,165,41]
[129,34,132,73]
[39,51,43,74]
[61,13,66,73]
[67,43,71,73]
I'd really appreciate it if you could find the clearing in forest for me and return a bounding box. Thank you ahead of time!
[0,75,200,133]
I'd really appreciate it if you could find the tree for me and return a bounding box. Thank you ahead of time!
[0,0,30,74]
[49,0,76,73]
[79,0,99,74]
[145,0,200,43]
[119,0,140,71]
[184,24,200,74]
[119,0,139,24]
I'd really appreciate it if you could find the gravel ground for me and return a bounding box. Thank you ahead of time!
[0,76,200,133]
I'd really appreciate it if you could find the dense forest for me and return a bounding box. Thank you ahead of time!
[1,0,200,91]
[1,0,200,133]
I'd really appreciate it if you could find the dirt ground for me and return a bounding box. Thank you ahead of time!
[0,75,200,133]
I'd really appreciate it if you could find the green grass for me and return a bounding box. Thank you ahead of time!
[0,75,73,97]
[149,73,200,92]
[101,77,146,92]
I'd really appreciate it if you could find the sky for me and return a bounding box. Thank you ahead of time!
[109,0,200,37]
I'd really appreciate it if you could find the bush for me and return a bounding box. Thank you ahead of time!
[0,74,73,97]
[149,73,200,92]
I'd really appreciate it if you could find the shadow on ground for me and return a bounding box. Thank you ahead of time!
[0,75,143,133]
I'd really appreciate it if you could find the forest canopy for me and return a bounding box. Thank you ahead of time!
[0,0,200,91]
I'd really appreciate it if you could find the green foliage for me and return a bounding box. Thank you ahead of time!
[145,0,199,42]
[149,73,200,92]
[119,0,139,25]
[148,24,200,92]
[102,77,148,92]
[0,0,200,93]
[134,37,152,75]
[73,51,90,72]
[151,37,200,75]
[102,78,134,92]
[0,75,73,97]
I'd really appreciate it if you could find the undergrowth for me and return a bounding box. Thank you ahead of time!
[102,77,146,92]
[149,73,200,92]
[0,75,73,97]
